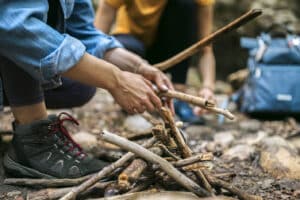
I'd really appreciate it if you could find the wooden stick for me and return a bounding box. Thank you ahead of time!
[159,107,193,158]
[159,107,214,194]
[118,146,164,190]
[100,130,210,197]
[127,180,153,194]
[4,175,92,188]
[182,162,212,171]
[161,90,215,107]
[125,131,152,140]
[60,137,157,200]
[205,173,262,200]
[154,9,262,71]
[174,152,214,167]
[157,144,181,160]
[152,124,177,148]
[160,90,235,120]
[118,159,148,189]
[26,181,113,200]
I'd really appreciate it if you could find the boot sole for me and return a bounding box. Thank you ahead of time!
[3,153,54,179]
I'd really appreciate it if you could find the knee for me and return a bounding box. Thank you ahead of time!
[73,86,96,107]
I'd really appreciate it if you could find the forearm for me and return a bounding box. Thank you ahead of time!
[94,0,116,33]
[199,47,216,90]
[62,53,121,91]
[104,48,147,73]
[197,4,215,90]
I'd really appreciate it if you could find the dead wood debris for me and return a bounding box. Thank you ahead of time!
[4,106,260,200]
[4,103,260,200]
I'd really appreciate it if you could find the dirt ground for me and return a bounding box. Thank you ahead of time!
[0,87,300,200]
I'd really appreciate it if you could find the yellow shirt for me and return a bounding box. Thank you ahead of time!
[105,0,215,46]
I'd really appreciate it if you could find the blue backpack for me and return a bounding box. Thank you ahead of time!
[239,32,300,115]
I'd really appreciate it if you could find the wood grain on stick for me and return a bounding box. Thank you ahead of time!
[160,90,235,120]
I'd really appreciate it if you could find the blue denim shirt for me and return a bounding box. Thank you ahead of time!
[0,0,122,110]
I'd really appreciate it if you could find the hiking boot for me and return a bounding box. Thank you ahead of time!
[3,112,108,178]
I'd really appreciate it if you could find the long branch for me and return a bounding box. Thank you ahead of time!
[154,9,262,71]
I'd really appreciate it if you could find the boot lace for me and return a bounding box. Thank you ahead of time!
[48,112,86,159]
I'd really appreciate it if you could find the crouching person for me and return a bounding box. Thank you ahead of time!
[0,0,173,178]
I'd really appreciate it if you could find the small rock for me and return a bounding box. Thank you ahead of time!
[123,115,153,134]
[7,190,22,197]
[223,144,255,161]
[214,131,234,148]
[73,131,98,151]
[185,126,214,141]
[288,135,300,150]
[239,120,261,132]
[261,179,274,190]
[259,136,300,180]
[293,189,300,198]
[239,131,267,145]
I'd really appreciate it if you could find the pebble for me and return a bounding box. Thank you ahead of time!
[214,131,235,148]
[123,114,153,134]
[73,131,98,151]
[223,144,255,161]
[239,120,261,132]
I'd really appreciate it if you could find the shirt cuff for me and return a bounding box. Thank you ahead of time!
[40,35,86,84]
[94,35,123,58]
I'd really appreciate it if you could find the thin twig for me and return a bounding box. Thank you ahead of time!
[26,181,113,200]
[173,152,214,167]
[4,175,92,188]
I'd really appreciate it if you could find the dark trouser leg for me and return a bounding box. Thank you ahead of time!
[113,34,146,58]
[0,58,44,107]
[0,58,96,109]
[146,0,198,84]
[44,78,96,109]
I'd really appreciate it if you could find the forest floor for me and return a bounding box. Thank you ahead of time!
[0,83,299,200]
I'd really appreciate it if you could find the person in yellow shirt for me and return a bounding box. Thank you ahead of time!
[95,0,216,123]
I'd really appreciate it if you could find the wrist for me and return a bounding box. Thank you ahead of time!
[202,84,215,92]
[104,66,122,91]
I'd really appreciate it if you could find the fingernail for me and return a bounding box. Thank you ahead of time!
[162,85,168,91]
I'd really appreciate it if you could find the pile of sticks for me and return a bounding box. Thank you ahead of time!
[4,106,260,200]
[4,9,263,200]
[4,106,261,200]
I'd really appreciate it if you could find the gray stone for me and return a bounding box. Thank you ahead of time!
[223,144,255,161]
[123,114,153,134]
[239,120,261,133]
[213,131,235,148]
[259,136,300,180]
[73,131,98,151]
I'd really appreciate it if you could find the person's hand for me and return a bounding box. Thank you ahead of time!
[137,63,175,114]
[109,71,162,114]
[193,87,216,115]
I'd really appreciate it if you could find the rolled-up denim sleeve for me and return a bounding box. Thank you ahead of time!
[0,0,86,84]
[66,0,123,59]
